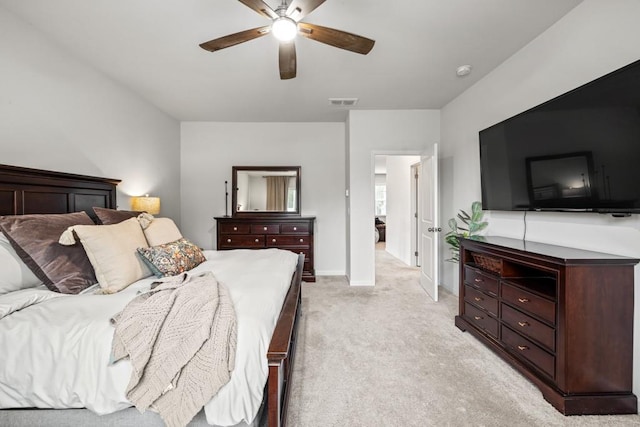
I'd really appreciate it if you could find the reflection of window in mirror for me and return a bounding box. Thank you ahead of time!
[287,179,297,211]
[375,184,387,215]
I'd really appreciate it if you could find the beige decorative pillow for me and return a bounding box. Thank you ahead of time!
[60,217,152,294]
[142,217,183,246]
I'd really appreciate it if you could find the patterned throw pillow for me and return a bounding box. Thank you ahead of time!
[137,238,206,278]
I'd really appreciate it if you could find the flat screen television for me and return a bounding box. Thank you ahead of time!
[479,58,640,216]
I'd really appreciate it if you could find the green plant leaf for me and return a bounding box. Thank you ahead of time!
[444,201,489,264]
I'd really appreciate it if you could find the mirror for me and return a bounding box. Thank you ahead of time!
[232,166,301,217]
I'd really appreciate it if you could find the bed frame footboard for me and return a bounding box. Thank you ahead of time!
[266,253,304,427]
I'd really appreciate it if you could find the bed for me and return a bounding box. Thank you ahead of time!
[0,164,302,427]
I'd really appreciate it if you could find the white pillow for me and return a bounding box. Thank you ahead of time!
[142,217,183,247]
[60,218,152,294]
[0,233,42,294]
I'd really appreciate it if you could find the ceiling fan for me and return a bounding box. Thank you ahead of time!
[199,0,375,79]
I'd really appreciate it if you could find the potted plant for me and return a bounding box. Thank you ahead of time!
[445,201,488,262]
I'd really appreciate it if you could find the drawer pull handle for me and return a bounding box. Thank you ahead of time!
[293,227,297,231]
[272,239,277,243]
[473,316,483,320]
[518,298,529,303]
[227,239,231,243]
[518,321,529,327]
[263,227,268,231]
[474,297,483,302]
[233,227,237,231]
[255,239,259,243]
[517,345,529,351]
[474,278,483,283]
[299,238,304,243]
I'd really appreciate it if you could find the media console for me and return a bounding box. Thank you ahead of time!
[455,236,638,415]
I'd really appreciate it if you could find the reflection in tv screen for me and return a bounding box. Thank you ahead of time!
[479,59,640,214]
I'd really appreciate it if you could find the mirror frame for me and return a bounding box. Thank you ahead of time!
[232,166,301,217]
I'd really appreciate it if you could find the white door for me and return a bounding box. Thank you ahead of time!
[419,143,439,301]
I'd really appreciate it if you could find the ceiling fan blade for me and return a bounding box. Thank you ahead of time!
[199,26,271,52]
[279,41,297,80]
[286,0,326,21]
[237,0,278,20]
[298,22,375,55]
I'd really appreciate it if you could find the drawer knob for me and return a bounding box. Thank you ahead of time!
[517,345,529,351]
[227,239,231,243]
[474,297,483,302]
[272,239,277,243]
[518,298,530,303]
[299,238,304,243]
[293,227,297,231]
[255,239,259,242]
[233,227,237,231]
[263,226,267,231]
[474,278,483,283]
[518,321,529,327]
[474,316,483,320]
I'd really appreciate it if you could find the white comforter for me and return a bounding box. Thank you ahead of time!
[0,248,298,426]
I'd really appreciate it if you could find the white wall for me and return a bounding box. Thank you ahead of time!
[180,122,346,275]
[0,7,181,222]
[440,0,640,398]
[385,155,420,265]
[347,110,440,285]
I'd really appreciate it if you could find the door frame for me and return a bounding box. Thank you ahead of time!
[371,150,436,283]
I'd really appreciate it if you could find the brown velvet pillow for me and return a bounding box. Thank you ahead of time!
[93,207,143,225]
[0,212,97,294]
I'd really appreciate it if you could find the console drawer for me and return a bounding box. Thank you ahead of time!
[219,235,265,248]
[267,235,311,247]
[281,223,310,234]
[219,223,250,234]
[464,285,498,317]
[502,325,555,379]
[502,303,555,351]
[464,302,498,338]
[502,282,556,325]
[464,266,498,296]
[251,224,280,234]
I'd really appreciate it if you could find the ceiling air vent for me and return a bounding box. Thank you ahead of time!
[329,98,359,107]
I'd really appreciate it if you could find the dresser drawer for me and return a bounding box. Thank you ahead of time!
[464,266,499,296]
[281,223,310,234]
[464,285,498,317]
[464,302,498,338]
[219,223,250,234]
[251,224,280,234]
[502,303,555,351]
[502,282,556,325]
[219,235,265,248]
[266,235,310,247]
[502,325,555,379]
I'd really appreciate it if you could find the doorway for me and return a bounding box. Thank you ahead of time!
[373,154,420,270]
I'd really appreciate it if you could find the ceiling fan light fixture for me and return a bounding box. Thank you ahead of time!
[272,17,298,42]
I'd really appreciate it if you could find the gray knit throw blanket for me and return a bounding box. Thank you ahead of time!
[111,271,237,427]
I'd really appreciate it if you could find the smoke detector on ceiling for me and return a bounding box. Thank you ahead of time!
[456,64,472,77]
[329,98,359,107]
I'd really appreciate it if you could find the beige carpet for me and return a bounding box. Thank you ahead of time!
[285,247,640,426]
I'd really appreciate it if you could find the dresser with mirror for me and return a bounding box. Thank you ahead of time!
[215,166,316,281]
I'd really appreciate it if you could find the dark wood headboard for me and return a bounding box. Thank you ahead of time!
[0,164,120,220]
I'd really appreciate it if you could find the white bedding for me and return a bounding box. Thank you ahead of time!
[0,248,298,427]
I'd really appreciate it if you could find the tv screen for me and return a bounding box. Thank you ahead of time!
[479,59,640,215]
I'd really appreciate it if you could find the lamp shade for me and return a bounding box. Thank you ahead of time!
[131,195,160,215]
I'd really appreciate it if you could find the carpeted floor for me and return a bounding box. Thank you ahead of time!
[285,247,640,426]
